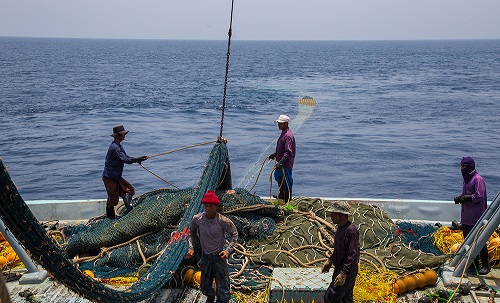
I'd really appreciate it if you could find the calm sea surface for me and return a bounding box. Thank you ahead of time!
[1,38,500,201]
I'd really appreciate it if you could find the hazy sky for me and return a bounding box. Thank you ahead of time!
[1,0,499,40]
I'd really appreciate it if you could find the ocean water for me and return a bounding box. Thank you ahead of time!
[1,37,500,202]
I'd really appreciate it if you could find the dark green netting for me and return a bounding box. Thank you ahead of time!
[62,187,281,291]
[237,197,446,274]
[0,142,230,302]
[1,144,450,299]
[65,189,192,257]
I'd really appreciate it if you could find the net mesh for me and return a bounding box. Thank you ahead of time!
[0,144,451,301]
[0,142,230,302]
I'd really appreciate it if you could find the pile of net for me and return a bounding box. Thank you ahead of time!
[0,142,231,302]
[61,191,447,292]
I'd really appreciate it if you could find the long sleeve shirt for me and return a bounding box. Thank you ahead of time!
[328,221,359,277]
[189,212,238,254]
[102,141,134,181]
[275,127,296,169]
[461,171,487,225]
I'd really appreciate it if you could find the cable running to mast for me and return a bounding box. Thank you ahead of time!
[219,0,235,139]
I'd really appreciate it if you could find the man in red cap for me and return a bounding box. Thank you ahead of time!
[102,125,148,219]
[186,190,238,303]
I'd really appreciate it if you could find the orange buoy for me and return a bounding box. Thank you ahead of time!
[184,268,195,282]
[403,275,417,292]
[392,282,399,294]
[83,270,95,278]
[193,271,201,285]
[6,252,19,263]
[450,243,460,254]
[488,237,500,259]
[395,279,406,294]
[414,273,427,289]
[0,256,8,266]
[424,269,438,285]
[489,237,500,248]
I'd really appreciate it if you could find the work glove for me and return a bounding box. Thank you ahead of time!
[275,157,286,169]
[268,153,276,160]
[461,195,472,203]
[334,273,346,287]
[321,260,332,273]
[132,156,148,164]
[454,195,463,204]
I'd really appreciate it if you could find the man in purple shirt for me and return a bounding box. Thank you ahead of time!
[269,114,296,202]
[102,125,148,218]
[321,201,359,303]
[454,156,490,275]
[186,190,238,303]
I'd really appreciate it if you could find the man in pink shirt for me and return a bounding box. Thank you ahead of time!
[186,190,238,303]
[269,114,296,202]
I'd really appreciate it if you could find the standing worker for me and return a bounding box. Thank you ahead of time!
[454,156,490,275]
[322,201,359,303]
[102,125,148,219]
[186,190,238,303]
[268,114,296,202]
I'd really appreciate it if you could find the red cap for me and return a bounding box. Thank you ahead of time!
[201,190,220,206]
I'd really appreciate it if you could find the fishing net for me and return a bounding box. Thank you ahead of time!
[1,143,450,302]
[65,188,192,257]
[0,142,230,302]
[232,197,446,275]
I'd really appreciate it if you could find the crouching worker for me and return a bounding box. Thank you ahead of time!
[322,201,359,303]
[186,190,238,303]
[102,125,148,219]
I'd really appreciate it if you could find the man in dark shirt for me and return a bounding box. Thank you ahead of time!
[268,114,296,202]
[322,201,359,303]
[102,125,148,218]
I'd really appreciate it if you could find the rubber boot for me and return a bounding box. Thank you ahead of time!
[478,246,490,275]
[122,193,134,215]
[106,206,116,219]
[283,188,291,203]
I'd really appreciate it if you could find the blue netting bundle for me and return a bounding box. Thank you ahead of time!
[395,221,442,255]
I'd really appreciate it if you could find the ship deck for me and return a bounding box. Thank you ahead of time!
[2,197,500,303]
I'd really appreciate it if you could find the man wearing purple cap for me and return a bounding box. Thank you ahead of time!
[102,125,148,219]
[186,190,238,303]
[454,156,490,275]
[269,114,296,202]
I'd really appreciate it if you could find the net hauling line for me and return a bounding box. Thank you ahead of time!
[139,139,218,189]
[139,0,236,190]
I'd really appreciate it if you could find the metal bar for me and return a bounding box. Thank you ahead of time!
[449,191,500,267]
[0,219,38,273]
[452,192,500,276]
